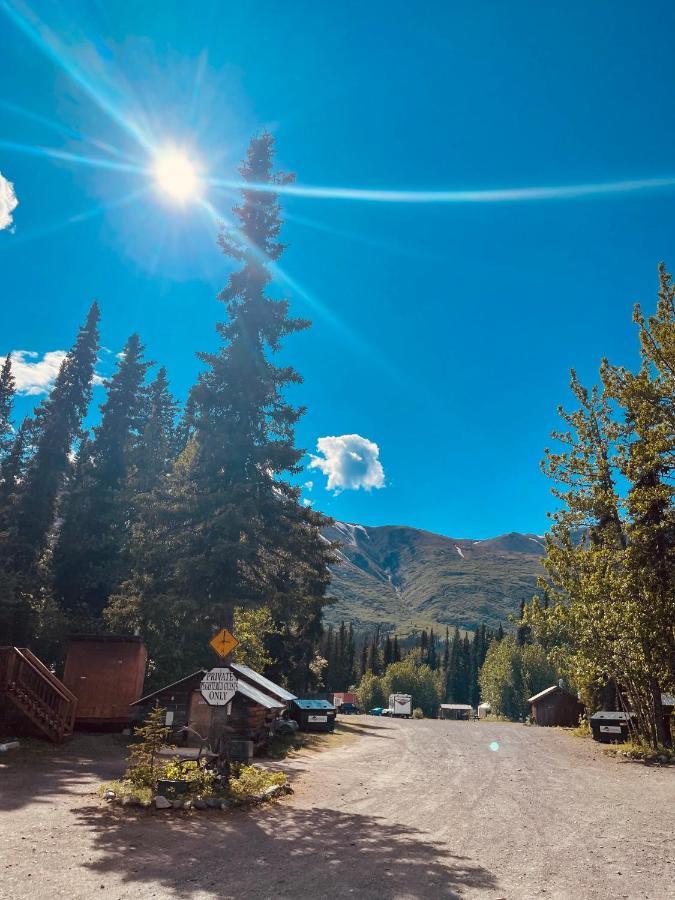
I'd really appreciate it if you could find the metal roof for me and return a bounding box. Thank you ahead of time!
[133,667,286,710]
[527,685,567,703]
[236,679,284,710]
[292,699,335,710]
[661,693,675,707]
[132,670,206,705]
[440,704,473,710]
[229,663,297,702]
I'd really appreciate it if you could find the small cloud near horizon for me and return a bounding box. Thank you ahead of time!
[309,433,385,493]
[0,171,18,231]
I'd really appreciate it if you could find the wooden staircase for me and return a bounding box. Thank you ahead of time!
[0,647,77,742]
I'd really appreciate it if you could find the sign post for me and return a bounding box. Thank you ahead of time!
[205,627,239,776]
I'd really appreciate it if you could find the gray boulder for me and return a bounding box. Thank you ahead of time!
[154,795,171,809]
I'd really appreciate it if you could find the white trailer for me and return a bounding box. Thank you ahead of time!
[388,693,412,718]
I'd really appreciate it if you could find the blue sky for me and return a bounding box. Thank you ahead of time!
[2,1,675,538]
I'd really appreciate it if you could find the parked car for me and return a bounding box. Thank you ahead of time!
[337,702,359,715]
[369,707,385,716]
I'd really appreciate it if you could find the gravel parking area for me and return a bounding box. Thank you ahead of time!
[0,719,672,899]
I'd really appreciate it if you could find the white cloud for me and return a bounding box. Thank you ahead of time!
[303,480,314,491]
[309,434,385,493]
[302,498,313,507]
[0,350,67,395]
[0,171,18,231]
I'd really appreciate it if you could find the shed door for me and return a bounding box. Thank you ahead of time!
[188,690,212,739]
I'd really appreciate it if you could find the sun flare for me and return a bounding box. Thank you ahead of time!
[152,149,200,203]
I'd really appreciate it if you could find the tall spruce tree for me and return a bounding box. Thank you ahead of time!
[0,354,15,460]
[53,333,151,618]
[107,135,334,683]
[0,305,100,643]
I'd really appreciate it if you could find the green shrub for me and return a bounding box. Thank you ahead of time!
[162,759,218,796]
[228,765,288,799]
[126,703,173,789]
[412,707,424,719]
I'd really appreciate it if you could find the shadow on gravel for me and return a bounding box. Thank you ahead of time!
[74,804,498,898]
[0,734,126,812]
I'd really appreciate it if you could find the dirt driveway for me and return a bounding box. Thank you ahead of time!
[0,718,673,899]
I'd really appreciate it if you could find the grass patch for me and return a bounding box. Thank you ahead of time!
[99,780,154,803]
[604,739,675,762]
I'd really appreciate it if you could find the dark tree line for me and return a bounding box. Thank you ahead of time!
[0,134,336,689]
[320,620,504,701]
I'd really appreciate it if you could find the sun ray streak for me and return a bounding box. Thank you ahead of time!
[1,187,147,248]
[0,99,138,162]
[199,197,399,378]
[0,139,145,175]
[0,0,153,151]
[208,175,675,205]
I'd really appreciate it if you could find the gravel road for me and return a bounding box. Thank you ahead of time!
[1,718,673,899]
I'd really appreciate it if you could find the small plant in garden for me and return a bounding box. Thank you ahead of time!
[228,764,288,800]
[127,703,173,789]
[412,707,424,719]
[162,759,218,796]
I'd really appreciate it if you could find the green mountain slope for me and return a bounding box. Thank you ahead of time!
[323,522,545,634]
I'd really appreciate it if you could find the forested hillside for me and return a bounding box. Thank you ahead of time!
[323,522,545,634]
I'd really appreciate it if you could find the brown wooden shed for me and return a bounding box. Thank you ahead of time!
[131,666,286,753]
[528,684,584,727]
[61,635,147,730]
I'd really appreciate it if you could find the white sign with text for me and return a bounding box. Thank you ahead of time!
[200,668,238,707]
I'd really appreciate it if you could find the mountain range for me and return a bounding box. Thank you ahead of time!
[322,522,546,635]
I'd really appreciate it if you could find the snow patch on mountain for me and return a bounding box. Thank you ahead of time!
[333,521,369,546]
[455,546,465,559]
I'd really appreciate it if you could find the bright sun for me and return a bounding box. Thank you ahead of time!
[153,150,200,203]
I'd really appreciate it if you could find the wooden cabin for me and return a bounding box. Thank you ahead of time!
[62,635,147,730]
[528,684,584,727]
[131,666,286,754]
[439,703,473,720]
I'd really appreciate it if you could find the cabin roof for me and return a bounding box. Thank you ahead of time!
[527,684,575,703]
[230,663,297,702]
[661,692,675,707]
[292,699,335,710]
[236,679,284,709]
[132,670,206,705]
[440,703,473,710]
[133,665,289,710]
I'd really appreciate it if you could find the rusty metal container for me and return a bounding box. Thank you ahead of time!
[62,635,147,729]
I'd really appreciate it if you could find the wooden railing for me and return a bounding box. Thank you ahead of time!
[0,646,77,742]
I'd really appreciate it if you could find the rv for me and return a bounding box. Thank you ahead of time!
[387,693,412,718]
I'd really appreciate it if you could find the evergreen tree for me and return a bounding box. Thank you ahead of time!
[367,628,382,675]
[446,626,462,700]
[383,634,393,668]
[359,640,368,678]
[427,627,438,670]
[53,333,151,618]
[107,136,334,682]
[392,635,401,663]
[0,354,15,460]
[0,305,100,644]
[442,626,450,671]
[132,366,179,493]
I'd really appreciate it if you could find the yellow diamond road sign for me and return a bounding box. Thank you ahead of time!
[209,627,239,659]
